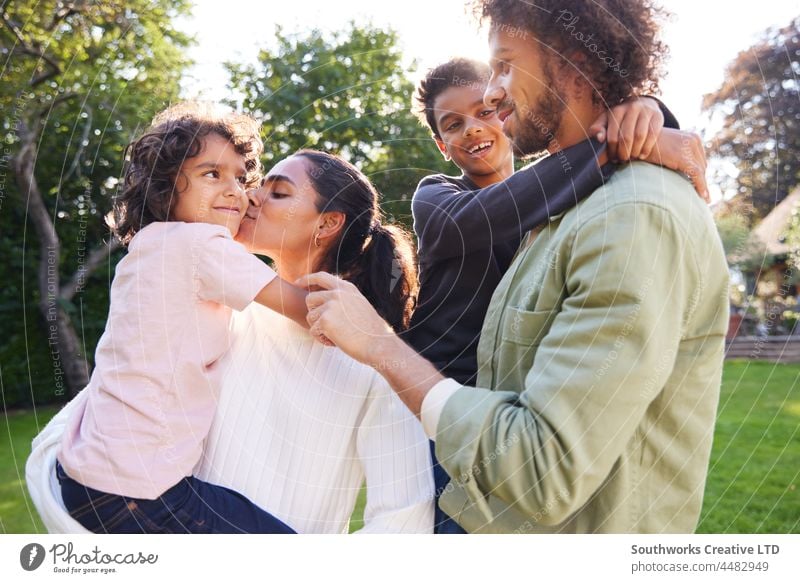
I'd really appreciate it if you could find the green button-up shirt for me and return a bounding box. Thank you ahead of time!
[435,162,729,533]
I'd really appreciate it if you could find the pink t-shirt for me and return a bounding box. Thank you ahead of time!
[59,222,276,499]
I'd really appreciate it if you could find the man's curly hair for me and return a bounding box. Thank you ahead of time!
[472,0,669,107]
[413,58,490,138]
[111,101,263,245]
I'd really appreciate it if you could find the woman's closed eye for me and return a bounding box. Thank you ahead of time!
[270,191,290,199]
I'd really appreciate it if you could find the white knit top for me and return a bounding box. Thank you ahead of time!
[26,303,434,534]
[196,304,435,533]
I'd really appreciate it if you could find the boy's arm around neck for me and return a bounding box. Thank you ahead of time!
[412,139,612,264]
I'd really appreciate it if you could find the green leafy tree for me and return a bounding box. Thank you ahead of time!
[1,1,192,403]
[225,23,450,225]
[786,204,800,276]
[715,212,767,271]
[703,16,800,223]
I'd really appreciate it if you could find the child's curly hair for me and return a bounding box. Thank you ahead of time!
[111,101,263,245]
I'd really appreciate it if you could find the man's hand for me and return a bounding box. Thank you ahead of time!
[296,272,396,367]
[296,271,446,417]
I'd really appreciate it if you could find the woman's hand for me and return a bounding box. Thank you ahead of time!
[296,272,397,366]
[589,97,664,162]
[644,128,710,202]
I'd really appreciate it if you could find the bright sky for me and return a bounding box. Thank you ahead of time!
[179,0,800,129]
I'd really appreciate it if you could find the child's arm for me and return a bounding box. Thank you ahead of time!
[194,225,310,329]
[590,98,708,200]
[253,277,309,329]
[412,139,611,264]
[414,97,688,264]
[644,128,709,201]
[589,96,679,161]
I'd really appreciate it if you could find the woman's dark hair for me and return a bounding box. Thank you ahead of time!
[112,101,263,245]
[472,0,669,107]
[414,58,491,138]
[295,150,419,332]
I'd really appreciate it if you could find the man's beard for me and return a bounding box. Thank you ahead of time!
[506,60,567,160]
[508,89,566,160]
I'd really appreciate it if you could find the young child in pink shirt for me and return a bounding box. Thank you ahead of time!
[56,102,303,533]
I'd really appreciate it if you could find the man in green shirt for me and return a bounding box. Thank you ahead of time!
[300,0,729,533]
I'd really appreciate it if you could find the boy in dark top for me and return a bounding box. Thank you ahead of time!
[405,57,699,533]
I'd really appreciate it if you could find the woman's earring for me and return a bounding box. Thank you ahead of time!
[314,233,321,248]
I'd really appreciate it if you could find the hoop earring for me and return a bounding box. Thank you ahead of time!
[314,234,321,248]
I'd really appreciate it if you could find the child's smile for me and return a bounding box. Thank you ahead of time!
[171,133,250,236]
[432,83,513,187]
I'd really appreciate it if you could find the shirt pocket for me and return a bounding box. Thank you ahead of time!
[494,307,558,388]
[501,306,558,347]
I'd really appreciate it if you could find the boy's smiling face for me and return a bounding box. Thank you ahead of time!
[433,83,513,186]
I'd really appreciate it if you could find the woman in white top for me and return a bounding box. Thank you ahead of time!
[27,150,435,533]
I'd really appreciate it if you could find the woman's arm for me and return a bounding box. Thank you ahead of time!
[25,391,92,534]
[352,374,435,534]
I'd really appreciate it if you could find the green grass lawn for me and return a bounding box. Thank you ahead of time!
[0,405,56,533]
[3,361,798,533]
[696,361,799,533]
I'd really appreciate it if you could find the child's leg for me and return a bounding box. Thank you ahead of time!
[158,476,296,534]
[57,462,294,534]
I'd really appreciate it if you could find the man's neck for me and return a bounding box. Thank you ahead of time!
[549,100,605,153]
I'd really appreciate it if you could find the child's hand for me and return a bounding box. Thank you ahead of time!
[644,128,710,202]
[589,97,664,162]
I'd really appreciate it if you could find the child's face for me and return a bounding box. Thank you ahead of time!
[433,83,513,181]
[171,133,249,237]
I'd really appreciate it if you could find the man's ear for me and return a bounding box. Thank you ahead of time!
[317,211,346,242]
[434,136,451,161]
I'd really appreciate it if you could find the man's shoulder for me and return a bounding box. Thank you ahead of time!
[573,162,707,228]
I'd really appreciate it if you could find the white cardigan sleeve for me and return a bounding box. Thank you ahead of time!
[25,391,91,534]
[353,375,435,534]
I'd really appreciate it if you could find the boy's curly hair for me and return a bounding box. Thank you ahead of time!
[472,0,669,107]
[413,58,490,138]
[111,101,263,245]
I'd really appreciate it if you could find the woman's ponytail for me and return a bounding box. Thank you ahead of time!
[345,223,418,332]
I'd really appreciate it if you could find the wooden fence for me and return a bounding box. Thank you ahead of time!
[725,336,800,363]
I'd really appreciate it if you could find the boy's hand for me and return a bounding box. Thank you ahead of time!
[589,97,664,162]
[645,128,710,202]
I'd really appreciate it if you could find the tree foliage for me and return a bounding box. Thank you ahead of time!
[703,16,800,223]
[786,204,800,276]
[225,23,450,225]
[1,0,192,405]
[715,213,769,275]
